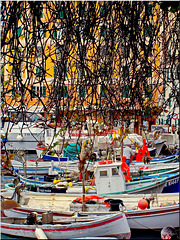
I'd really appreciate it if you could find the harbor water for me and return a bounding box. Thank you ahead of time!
[0,231,162,240]
[0,231,163,239]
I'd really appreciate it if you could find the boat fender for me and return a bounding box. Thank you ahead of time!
[138,198,149,210]
[68,182,73,187]
[35,228,48,239]
[85,186,96,192]
[16,135,23,141]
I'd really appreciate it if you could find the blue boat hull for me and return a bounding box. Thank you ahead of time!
[43,155,70,161]
[162,174,179,193]
[138,172,179,193]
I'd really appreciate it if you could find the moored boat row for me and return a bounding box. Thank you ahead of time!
[1,128,179,239]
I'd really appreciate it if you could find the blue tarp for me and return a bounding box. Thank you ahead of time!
[63,143,80,159]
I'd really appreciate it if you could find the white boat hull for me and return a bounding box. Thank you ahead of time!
[1,212,131,239]
[126,205,179,229]
[70,203,179,230]
[1,122,44,152]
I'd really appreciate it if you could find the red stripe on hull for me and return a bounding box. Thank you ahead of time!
[1,215,123,232]
[12,208,72,217]
[126,207,179,218]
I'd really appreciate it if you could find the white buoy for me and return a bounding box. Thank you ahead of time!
[16,134,23,141]
[35,228,48,239]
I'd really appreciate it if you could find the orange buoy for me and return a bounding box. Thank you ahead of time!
[138,198,149,210]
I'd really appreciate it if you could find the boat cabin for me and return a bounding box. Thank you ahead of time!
[94,161,126,195]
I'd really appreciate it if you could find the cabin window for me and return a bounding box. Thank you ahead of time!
[112,168,119,176]
[100,170,107,177]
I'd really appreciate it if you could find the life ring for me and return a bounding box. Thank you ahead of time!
[172,113,178,120]
[98,160,113,165]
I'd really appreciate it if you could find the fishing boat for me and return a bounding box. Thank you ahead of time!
[123,203,179,230]
[16,165,179,194]
[5,181,68,194]
[2,194,179,231]
[1,199,75,218]
[130,162,179,178]
[131,154,177,165]
[36,142,81,161]
[1,119,45,153]
[70,195,179,230]
[1,187,179,215]
[141,172,179,193]
[93,161,167,195]
[18,173,79,186]
[17,162,179,194]
[41,120,117,155]
[5,161,168,196]
[122,133,166,157]
[1,211,131,239]
[11,159,77,176]
[152,151,179,161]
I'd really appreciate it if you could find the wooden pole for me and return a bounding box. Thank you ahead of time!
[22,156,27,178]
[121,124,123,159]
[82,168,86,212]
[79,140,86,212]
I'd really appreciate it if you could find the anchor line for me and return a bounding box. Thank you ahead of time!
[127,216,161,233]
